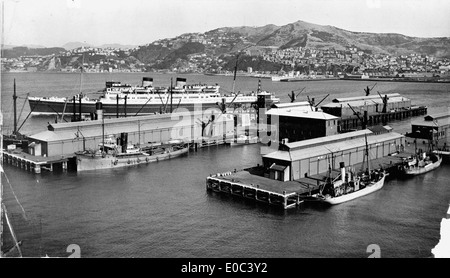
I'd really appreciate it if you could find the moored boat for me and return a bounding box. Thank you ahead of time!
[230,134,259,146]
[400,152,442,176]
[76,139,189,171]
[309,132,385,205]
[311,163,386,205]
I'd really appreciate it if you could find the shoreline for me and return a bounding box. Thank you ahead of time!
[341,77,450,84]
[3,71,450,84]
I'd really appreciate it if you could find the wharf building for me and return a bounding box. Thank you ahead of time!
[406,112,450,159]
[409,113,450,143]
[320,93,427,131]
[262,128,404,181]
[2,110,235,173]
[26,110,235,158]
[259,101,339,155]
[266,103,339,142]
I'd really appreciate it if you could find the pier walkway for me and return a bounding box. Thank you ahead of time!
[2,150,75,174]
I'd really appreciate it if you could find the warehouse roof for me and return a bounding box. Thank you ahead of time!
[424,112,450,121]
[266,108,338,120]
[49,110,209,131]
[321,96,410,108]
[284,129,372,150]
[330,93,404,103]
[29,111,233,142]
[271,101,311,109]
[28,130,63,142]
[264,131,404,162]
[412,112,450,127]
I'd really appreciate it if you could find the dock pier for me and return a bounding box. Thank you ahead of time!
[339,106,427,131]
[206,167,318,209]
[2,150,75,174]
[207,173,304,209]
[206,150,415,210]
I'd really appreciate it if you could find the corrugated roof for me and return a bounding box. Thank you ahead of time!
[412,116,450,127]
[264,131,404,162]
[331,93,403,103]
[270,164,287,171]
[284,129,372,150]
[271,101,311,109]
[368,125,390,133]
[266,108,338,120]
[424,112,450,121]
[28,130,62,142]
[50,110,207,131]
[321,96,410,108]
[30,111,233,142]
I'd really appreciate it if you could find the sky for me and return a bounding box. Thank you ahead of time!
[2,0,450,47]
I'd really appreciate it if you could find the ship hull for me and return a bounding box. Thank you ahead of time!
[229,136,259,146]
[28,97,262,116]
[76,146,189,171]
[318,175,385,205]
[403,157,442,176]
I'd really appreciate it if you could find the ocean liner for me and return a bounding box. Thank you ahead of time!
[27,77,280,116]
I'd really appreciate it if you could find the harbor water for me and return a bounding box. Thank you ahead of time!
[1,72,450,258]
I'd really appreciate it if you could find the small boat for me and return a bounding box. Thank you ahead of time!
[401,152,442,176]
[230,134,259,146]
[310,132,385,205]
[313,167,386,205]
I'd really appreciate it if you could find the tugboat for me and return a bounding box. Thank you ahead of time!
[311,133,386,205]
[313,164,385,205]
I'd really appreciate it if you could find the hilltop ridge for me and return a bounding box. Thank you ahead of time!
[3,19,450,74]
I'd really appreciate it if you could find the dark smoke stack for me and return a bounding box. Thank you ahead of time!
[142,77,153,87]
[96,102,103,121]
[175,77,187,88]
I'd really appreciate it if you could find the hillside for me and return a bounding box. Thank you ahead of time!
[219,20,450,57]
[127,20,450,73]
[2,47,66,59]
[5,20,449,73]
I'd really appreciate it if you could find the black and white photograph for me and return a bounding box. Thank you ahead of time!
[1,0,450,263]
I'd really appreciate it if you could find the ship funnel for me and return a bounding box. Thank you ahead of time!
[121,133,128,153]
[340,162,345,182]
[142,77,153,87]
[176,77,187,88]
[96,102,103,121]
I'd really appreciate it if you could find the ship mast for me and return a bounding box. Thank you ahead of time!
[170,78,173,113]
[13,79,17,135]
[364,132,370,173]
[102,116,105,153]
[79,52,84,94]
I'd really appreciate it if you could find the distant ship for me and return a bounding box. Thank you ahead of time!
[229,134,259,146]
[27,77,280,116]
